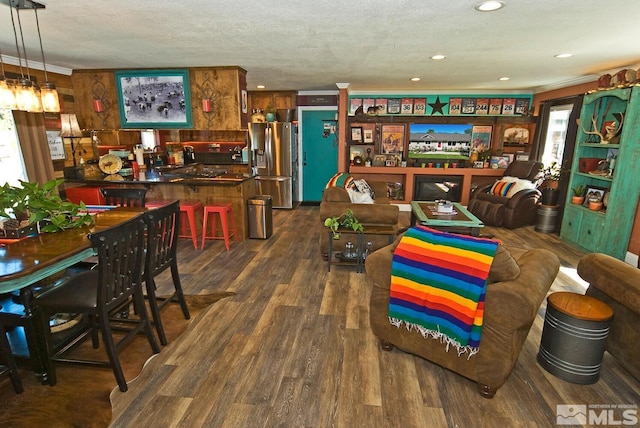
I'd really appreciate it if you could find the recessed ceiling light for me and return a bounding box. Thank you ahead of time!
[555,53,573,58]
[475,1,505,12]
[256,85,265,89]
[499,76,510,81]
[410,77,421,82]
[430,54,446,60]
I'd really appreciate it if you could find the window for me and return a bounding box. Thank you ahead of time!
[0,108,27,186]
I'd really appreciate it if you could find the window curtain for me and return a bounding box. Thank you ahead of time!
[12,111,55,184]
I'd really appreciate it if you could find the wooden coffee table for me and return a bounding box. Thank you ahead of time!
[411,201,484,236]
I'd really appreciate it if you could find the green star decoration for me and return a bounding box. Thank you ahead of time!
[429,96,447,115]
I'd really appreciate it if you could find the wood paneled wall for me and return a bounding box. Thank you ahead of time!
[70,66,247,132]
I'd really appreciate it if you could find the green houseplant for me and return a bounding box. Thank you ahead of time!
[571,184,585,204]
[0,179,94,233]
[324,209,363,239]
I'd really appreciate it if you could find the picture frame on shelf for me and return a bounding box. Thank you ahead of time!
[350,146,365,161]
[115,69,193,129]
[515,152,530,161]
[363,129,374,143]
[582,185,607,207]
[385,159,396,167]
[381,124,406,154]
[351,126,363,143]
[373,155,386,166]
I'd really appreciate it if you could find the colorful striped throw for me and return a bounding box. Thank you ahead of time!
[388,225,499,356]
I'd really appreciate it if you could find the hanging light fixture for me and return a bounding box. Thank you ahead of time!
[0,47,18,110]
[4,0,58,113]
[34,6,59,113]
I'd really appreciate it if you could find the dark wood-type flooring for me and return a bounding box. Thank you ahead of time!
[97,207,637,426]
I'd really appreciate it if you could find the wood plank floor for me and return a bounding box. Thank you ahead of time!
[110,207,640,428]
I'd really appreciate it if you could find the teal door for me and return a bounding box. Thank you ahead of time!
[300,109,338,202]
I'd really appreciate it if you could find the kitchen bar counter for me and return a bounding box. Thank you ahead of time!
[64,164,256,241]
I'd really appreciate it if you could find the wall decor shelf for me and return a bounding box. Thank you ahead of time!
[560,87,640,260]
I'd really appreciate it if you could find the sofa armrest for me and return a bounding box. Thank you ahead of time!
[578,253,640,316]
[505,188,542,209]
[483,249,559,330]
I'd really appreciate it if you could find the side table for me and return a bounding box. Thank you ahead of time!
[327,225,396,273]
[537,291,613,384]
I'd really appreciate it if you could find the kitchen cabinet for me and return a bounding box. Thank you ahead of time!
[560,87,640,260]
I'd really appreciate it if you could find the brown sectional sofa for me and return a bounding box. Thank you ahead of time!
[365,236,560,398]
[578,253,640,381]
[319,181,400,258]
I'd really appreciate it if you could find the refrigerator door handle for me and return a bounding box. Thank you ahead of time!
[265,126,272,174]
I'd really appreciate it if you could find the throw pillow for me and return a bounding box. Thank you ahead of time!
[347,187,374,204]
[487,245,520,283]
[325,172,354,189]
[505,177,536,198]
[489,178,536,198]
[350,179,375,199]
[490,180,515,197]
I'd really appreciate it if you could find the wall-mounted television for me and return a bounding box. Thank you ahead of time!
[408,123,473,159]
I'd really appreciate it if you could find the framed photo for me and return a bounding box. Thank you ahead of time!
[381,124,405,154]
[583,186,607,207]
[385,159,396,167]
[115,69,193,129]
[351,126,363,143]
[373,155,386,166]
[363,129,374,143]
[491,155,510,168]
[515,152,530,161]
[350,146,364,161]
[473,161,485,168]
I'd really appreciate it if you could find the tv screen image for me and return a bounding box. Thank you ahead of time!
[408,123,472,160]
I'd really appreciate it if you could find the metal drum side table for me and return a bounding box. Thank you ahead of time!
[537,291,613,384]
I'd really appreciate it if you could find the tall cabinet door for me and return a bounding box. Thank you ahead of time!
[300,109,338,202]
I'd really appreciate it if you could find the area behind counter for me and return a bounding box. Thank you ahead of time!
[63,166,256,241]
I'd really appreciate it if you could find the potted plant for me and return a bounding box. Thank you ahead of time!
[539,161,562,205]
[571,185,585,204]
[0,179,93,236]
[323,209,363,239]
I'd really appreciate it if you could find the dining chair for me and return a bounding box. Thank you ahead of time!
[0,322,23,394]
[143,200,190,346]
[100,187,147,207]
[35,213,160,392]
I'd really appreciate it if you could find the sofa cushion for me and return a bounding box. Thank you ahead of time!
[487,245,520,283]
[490,177,536,198]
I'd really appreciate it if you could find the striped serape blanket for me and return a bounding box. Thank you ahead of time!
[388,225,499,356]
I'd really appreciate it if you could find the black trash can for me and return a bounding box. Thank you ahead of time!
[248,195,273,239]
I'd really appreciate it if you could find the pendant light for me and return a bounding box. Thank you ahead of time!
[6,0,58,113]
[34,7,59,113]
[0,47,17,110]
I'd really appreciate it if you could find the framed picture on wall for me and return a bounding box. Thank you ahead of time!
[381,124,406,154]
[115,69,193,129]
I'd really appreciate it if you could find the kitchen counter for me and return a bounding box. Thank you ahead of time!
[64,164,257,241]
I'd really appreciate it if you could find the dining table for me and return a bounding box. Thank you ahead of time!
[0,207,145,382]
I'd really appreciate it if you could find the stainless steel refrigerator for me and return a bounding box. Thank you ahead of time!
[249,122,298,209]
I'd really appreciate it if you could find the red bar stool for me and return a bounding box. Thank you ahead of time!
[201,203,239,251]
[147,200,203,249]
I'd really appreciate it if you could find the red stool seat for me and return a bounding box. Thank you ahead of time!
[147,200,203,249]
[201,203,239,251]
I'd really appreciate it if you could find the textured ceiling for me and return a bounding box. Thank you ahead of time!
[1,0,640,94]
